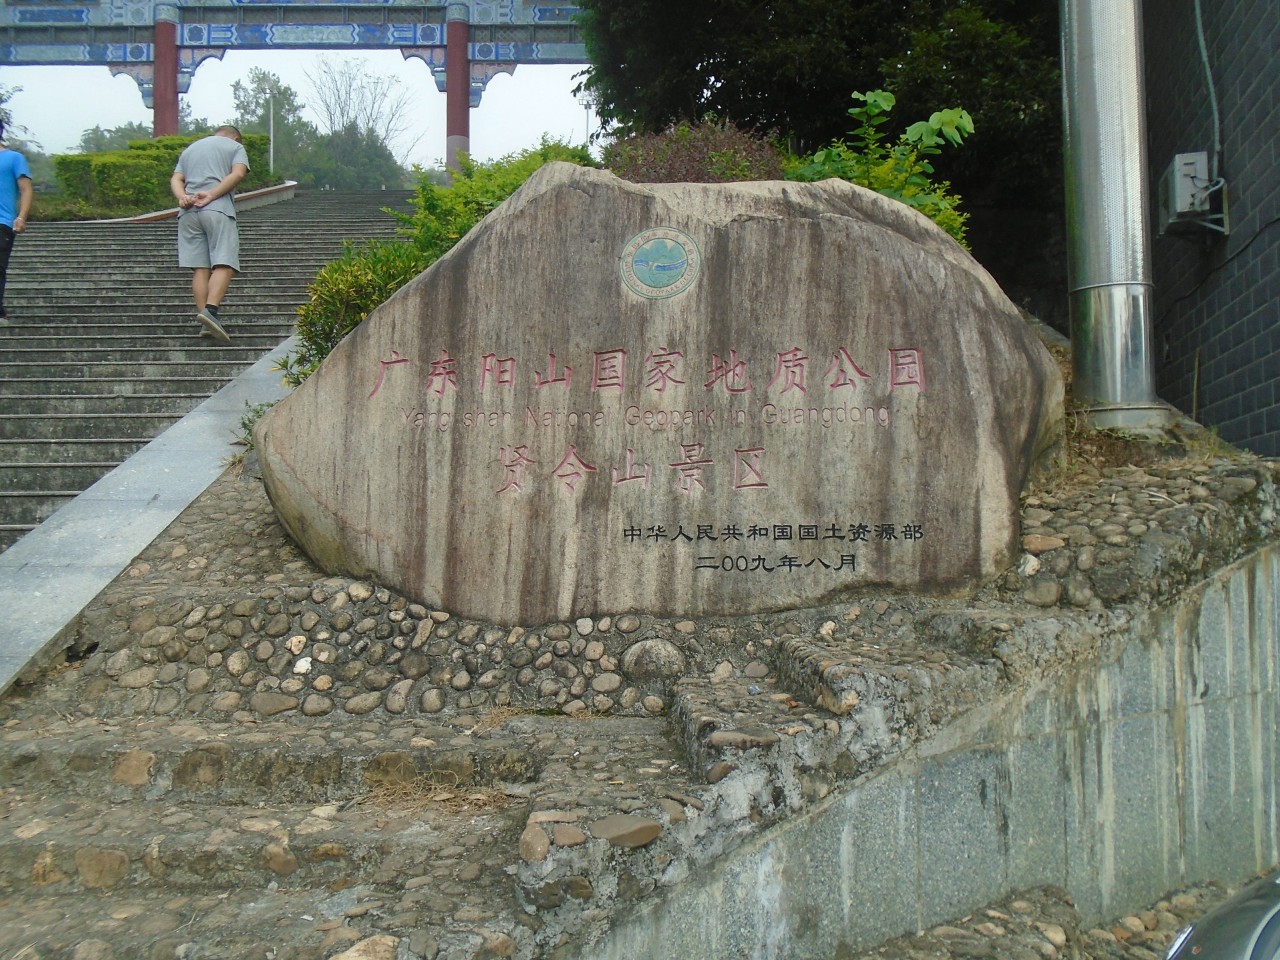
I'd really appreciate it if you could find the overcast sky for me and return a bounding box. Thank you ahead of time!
[0,52,593,167]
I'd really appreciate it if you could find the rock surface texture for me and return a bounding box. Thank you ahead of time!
[256,164,1063,624]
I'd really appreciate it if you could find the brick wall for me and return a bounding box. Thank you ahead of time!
[1145,0,1280,456]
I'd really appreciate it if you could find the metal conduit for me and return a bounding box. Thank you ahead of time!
[1061,0,1170,431]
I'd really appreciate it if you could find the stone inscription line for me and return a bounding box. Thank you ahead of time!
[625,521,926,543]
[398,403,893,433]
[490,443,774,496]
[369,343,927,401]
[624,518,925,575]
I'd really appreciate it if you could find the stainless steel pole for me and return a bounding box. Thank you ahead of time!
[1061,0,1170,431]
[268,90,275,176]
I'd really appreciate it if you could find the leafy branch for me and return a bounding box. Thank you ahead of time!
[788,90,974,245]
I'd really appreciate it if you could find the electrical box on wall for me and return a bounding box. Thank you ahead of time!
[1157,151,1229,236]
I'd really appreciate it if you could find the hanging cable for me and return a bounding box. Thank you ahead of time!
[1192,0,1222,181]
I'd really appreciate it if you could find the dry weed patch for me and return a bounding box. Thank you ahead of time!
[358,769,516,814]
[1027,339,1253,501]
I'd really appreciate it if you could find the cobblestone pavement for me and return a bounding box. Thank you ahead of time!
[0,434,1277,959]
[851,880,1244,960]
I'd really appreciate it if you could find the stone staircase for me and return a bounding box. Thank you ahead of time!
[0,190,413,552]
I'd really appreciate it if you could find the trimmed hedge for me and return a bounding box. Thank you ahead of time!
[51,131,272,212]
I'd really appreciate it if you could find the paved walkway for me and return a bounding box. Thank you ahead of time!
[0,339,294,695]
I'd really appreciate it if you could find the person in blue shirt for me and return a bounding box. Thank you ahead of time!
[0,121,34,324]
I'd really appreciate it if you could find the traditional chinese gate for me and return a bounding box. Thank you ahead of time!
[0,0,585,167]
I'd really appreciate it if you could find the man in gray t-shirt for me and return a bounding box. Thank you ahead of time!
[170,125,249,344]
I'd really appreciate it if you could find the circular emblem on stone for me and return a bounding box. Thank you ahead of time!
[620,227,700,299]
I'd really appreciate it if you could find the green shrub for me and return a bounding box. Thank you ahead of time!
[49,131,272,215]
[278,138,594,387]
[122,132,270,192]
[277,239,435,387]
[235,132,271,191]
[126,134,192,152]
[50,154,93,200]
[598,103,970,243]
[83,152,173,209]
[603,119,784,183]
[428,138,596,224]
[787,91,973,245]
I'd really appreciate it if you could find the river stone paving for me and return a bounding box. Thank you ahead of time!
[851,880,1240,960]
[0,428,1276,959]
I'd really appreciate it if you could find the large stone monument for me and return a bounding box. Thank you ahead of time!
[255,163,1063,624]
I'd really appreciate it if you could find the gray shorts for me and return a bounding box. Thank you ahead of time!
[178,208,240,271]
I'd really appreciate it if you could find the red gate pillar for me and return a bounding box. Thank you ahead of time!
[153,18,180,136]
[445,4,470,172]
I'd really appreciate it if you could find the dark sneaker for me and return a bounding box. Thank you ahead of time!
[197,308,231,344]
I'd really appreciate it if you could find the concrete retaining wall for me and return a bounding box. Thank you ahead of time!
[591,543,1280,959]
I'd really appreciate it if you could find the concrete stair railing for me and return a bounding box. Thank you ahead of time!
[0,189,413,551]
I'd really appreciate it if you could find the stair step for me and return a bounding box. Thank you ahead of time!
[0,377,234,396]
[0,880,403,958]
[8,264,338,276]
[6,260,354,273]
[0,320,300,333]
[0,490,78,524]
[6,257,386,272]
[0,302,308,315]
[0,793,484,894]
[0,723,539,803]
[0,393,207,416]
[0,462,118,491]
[5,285,320,298]
[0,723,536,894]
[0,438,141,461]
[0,335,284,352]
[0,413,185,441]
[0,347,268,365]
[0,524,34,551]
[0,360,259,379]
[0,321,292,332]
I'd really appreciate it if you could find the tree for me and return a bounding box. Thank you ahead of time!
[296,123,407,190]
[178,98,211,134]
[575,0,906,147]
[304,58,424,165]
[232,68,315,178]
[576,0,1061,207]
[74,104,205,154]
[881,0,1061,204]
[77,122,153,153]
[0,84,23,140]
[229,64,410,187]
